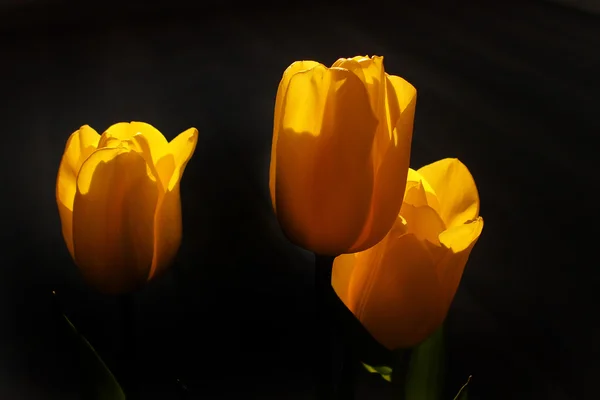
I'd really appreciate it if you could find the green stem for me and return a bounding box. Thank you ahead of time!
[118,293,137,398]
[390,349,413,399]
[338,341,356,399]
[314,254,337,399]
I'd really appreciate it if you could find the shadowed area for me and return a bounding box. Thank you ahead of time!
[0,0,598,399]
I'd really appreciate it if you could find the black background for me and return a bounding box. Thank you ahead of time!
[1,0,598,398]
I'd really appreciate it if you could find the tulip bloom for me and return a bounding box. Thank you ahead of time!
[56,122,198,294]
[332,158,484,349]
[269,55,417,256]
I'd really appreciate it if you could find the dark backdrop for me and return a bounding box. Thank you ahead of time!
[1,0,598,399]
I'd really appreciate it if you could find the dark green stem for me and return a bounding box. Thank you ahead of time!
[118,293,137,397]
[338,341,356,399]
[314,254,337,399]
[390,349,413,399]
[176,378,189,399]
[171,261,192,398]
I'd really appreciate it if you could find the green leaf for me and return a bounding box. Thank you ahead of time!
[452,375,471,400]
[404,326,445,400]
[362,362,393,382]
[63,313,126,400]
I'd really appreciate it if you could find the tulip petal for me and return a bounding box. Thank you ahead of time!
[130,121,170,164]
[438,217,484,309]
[146,127,198,279]
[72,147,159,294]
[98,122,130,141]
[400,204,446,246]
[349,233,444,349]
[332,253,357,306]
[405,168,440,210]
[418,158,480,229]
[130,133,165,194]
[56,125,101,258]
[333,55,373,64]
[96,122,133,150]
[385,75,416,192]
[274,64,378,255]
[334,57,391,174]
[386,74,417,132]
[100,121,168,148]
[98,122,169,166]
[155,154,175,193]
[270,60,321,214]
[439,216,484,253]
[348,74,417,252]
[148,183,182,280]
[403,182,428,208]
[166,127,198,191]
[332,56,389,252]
[332,55,384,120]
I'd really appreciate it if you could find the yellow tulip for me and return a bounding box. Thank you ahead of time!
[56,122,198,294]
[332,158,484,349]
[269,55,417,256]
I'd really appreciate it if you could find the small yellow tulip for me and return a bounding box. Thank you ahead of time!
[56,122,198,294]
[269,55,417,256]
[332,158,484,349]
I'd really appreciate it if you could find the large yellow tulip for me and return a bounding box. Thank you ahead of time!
[56,122,198,294]
[332,158,484,349]
[269,55,417,256]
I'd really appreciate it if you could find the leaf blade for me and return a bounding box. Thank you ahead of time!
[362,362,393,382]
[63,313,126,400]
[453,375,472,400]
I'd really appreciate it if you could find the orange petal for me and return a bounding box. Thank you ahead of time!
[56,125,100,258]
[405,168,440,210]
[72,147,158,294]
[348,233,444,349]
[148,182,182,280]
[99,122,129,139]
[129,121,170,165]
[418,158,480,228]
[98,122,170,173]
[437,217,484,309]
[332,253,357,307]
[270,60,321,214]
[146,127,197,279]
[386,75,417,133]
[166,127,198,191]
[96,122,133,149]
[349,73,417,252]
[332,55,373,65]
[400,203,446,245]
[332,55,384,119]
[384,74,416,178]
[273,64,378,255]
